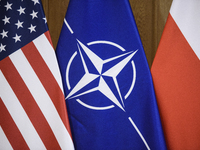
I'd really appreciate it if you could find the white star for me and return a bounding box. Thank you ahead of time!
[67,40,137,111]
[0,30,8,39]
[4,2,12,11]
[30,10,38,19]
[2,16,10,25]
[28,24,36,33]
[0,43,6,52]
[32,0,40,5]
[15,20,23,29]
[43,17,47,23]
[13,34,21,43]
[17,6,25,15]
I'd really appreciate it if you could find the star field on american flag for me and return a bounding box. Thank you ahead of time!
[0,0,47,60]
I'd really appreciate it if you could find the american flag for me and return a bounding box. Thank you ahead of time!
[0,0,74,149]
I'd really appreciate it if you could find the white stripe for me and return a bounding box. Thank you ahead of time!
[128,117,150,150]
[64,18,74,34]
[33,34,64,91]
[170,0,200,60]
[0,69,46,150]
[10,49,74,149]
[0,126,13,150]
[66,51,77,90]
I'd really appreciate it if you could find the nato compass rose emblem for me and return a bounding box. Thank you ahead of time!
[66,39,137,111]
[64,19,150,150]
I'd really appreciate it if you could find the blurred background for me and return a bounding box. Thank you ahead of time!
[41,0,173,67]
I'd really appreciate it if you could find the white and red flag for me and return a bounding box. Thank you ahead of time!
[151,0,200,149]
[0,0,74,149]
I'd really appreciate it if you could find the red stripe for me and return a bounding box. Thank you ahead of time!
[0,55,61,149]
[44,31,54,48]
[22,39,72,137]
[0,97,29,149]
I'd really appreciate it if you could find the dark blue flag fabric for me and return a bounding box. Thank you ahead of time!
[56,0,166,149]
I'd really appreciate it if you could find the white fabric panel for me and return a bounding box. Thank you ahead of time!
[170,0,200,59]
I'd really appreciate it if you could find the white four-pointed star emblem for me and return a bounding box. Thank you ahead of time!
[66,40,137,111]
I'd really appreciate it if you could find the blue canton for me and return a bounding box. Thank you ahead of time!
[0,0,47,61]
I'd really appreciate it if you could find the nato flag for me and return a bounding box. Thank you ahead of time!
[56,0,166,149]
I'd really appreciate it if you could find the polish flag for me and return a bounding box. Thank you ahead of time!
[151,0,200,149]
